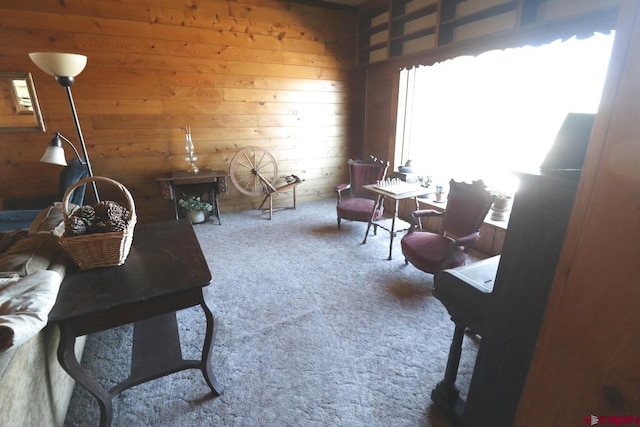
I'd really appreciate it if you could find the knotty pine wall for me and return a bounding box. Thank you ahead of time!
[0,0,360,222]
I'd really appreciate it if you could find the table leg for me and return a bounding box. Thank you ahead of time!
[57,323,113,427]
[363,194,383,244]
[111,309,223,398]
[414,196,422,231]
[213,182,222,225]
[200,290,224,396]
[387,199,399,260]
[58,305,223,426]
[171,184,179,220]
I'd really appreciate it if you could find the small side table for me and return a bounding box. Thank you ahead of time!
[362,183,429,260]
[48,219,223,427]
[157,169,228,224]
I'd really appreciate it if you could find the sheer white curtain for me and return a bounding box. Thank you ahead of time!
[396,32,615,193]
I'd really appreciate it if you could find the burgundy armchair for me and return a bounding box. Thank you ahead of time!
[336,157,389,230]
[401,180,494,274]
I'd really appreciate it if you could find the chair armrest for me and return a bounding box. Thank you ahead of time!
[411,209,443,219]
[406,209,442,233]
[336,183,350,204]
[453,232,481,248]
[336,183,350,193]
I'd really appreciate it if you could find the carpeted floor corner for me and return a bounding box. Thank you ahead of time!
[63,197,480,427]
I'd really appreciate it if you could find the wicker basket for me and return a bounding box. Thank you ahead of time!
[60,176,137,270]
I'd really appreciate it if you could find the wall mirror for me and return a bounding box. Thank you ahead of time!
[0,72,46,133]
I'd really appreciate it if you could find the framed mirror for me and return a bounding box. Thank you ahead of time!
[0,72,46,133]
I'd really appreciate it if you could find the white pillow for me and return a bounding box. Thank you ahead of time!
[0,270,61,353]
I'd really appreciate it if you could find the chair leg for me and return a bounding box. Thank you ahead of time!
[337,217,341,229]
[431,323,466,423]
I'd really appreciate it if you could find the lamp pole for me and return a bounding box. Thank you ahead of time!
[29,53,100,204]
[57,76,99,203]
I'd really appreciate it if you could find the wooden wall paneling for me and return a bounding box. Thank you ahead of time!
[2,0,156,22]
[0,0,358,221]
[450,9,518,43]
[492,226,507,255]
[226,62,348,80]
[362,63,398,164]
[345,68,367,160]
[516,0,543,25]
[536,0,621,21]
[0,28,353,71]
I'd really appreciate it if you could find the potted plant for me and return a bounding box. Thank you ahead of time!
[434,184,446,202]
[490,190,513,221]
[418,175,432,188]
[178,196,213,224]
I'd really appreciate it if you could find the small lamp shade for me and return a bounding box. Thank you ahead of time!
[40,133,77,167]
[40,145,68,166]
[29,52,87,78]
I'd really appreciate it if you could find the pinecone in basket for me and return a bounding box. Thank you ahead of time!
[65,215,89,236]
[73,205,96,223]
[64,205,96,236]
[104,218,128,232]
[94,201,129,233]
[94,200,128,222]
[90,220,110,234]
[64,200,130,236]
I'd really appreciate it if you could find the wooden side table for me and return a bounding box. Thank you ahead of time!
[362,183,429,260]
[48,219,223,427]
[157,169,228,224]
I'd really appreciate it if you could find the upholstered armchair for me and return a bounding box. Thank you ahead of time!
[336,157,389,230]
[400,180,494,274]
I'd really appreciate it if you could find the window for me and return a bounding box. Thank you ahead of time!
[395,32,615,194]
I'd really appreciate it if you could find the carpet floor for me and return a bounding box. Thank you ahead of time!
[63,197,480,427]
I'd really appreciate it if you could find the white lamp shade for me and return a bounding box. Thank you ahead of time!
[40,145,68,166]
[29,52,87,77]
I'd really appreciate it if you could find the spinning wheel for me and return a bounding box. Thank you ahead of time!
[229,146,278,197]
[228,146,303,219]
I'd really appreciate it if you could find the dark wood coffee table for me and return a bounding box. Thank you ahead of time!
[48,219,223,427]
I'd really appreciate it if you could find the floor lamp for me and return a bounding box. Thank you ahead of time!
[29,52,100,203]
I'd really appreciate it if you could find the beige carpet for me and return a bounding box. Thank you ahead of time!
[63,197,480,427]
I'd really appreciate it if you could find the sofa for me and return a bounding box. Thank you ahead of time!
[0,202,85,427]
[0,158,87,233]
